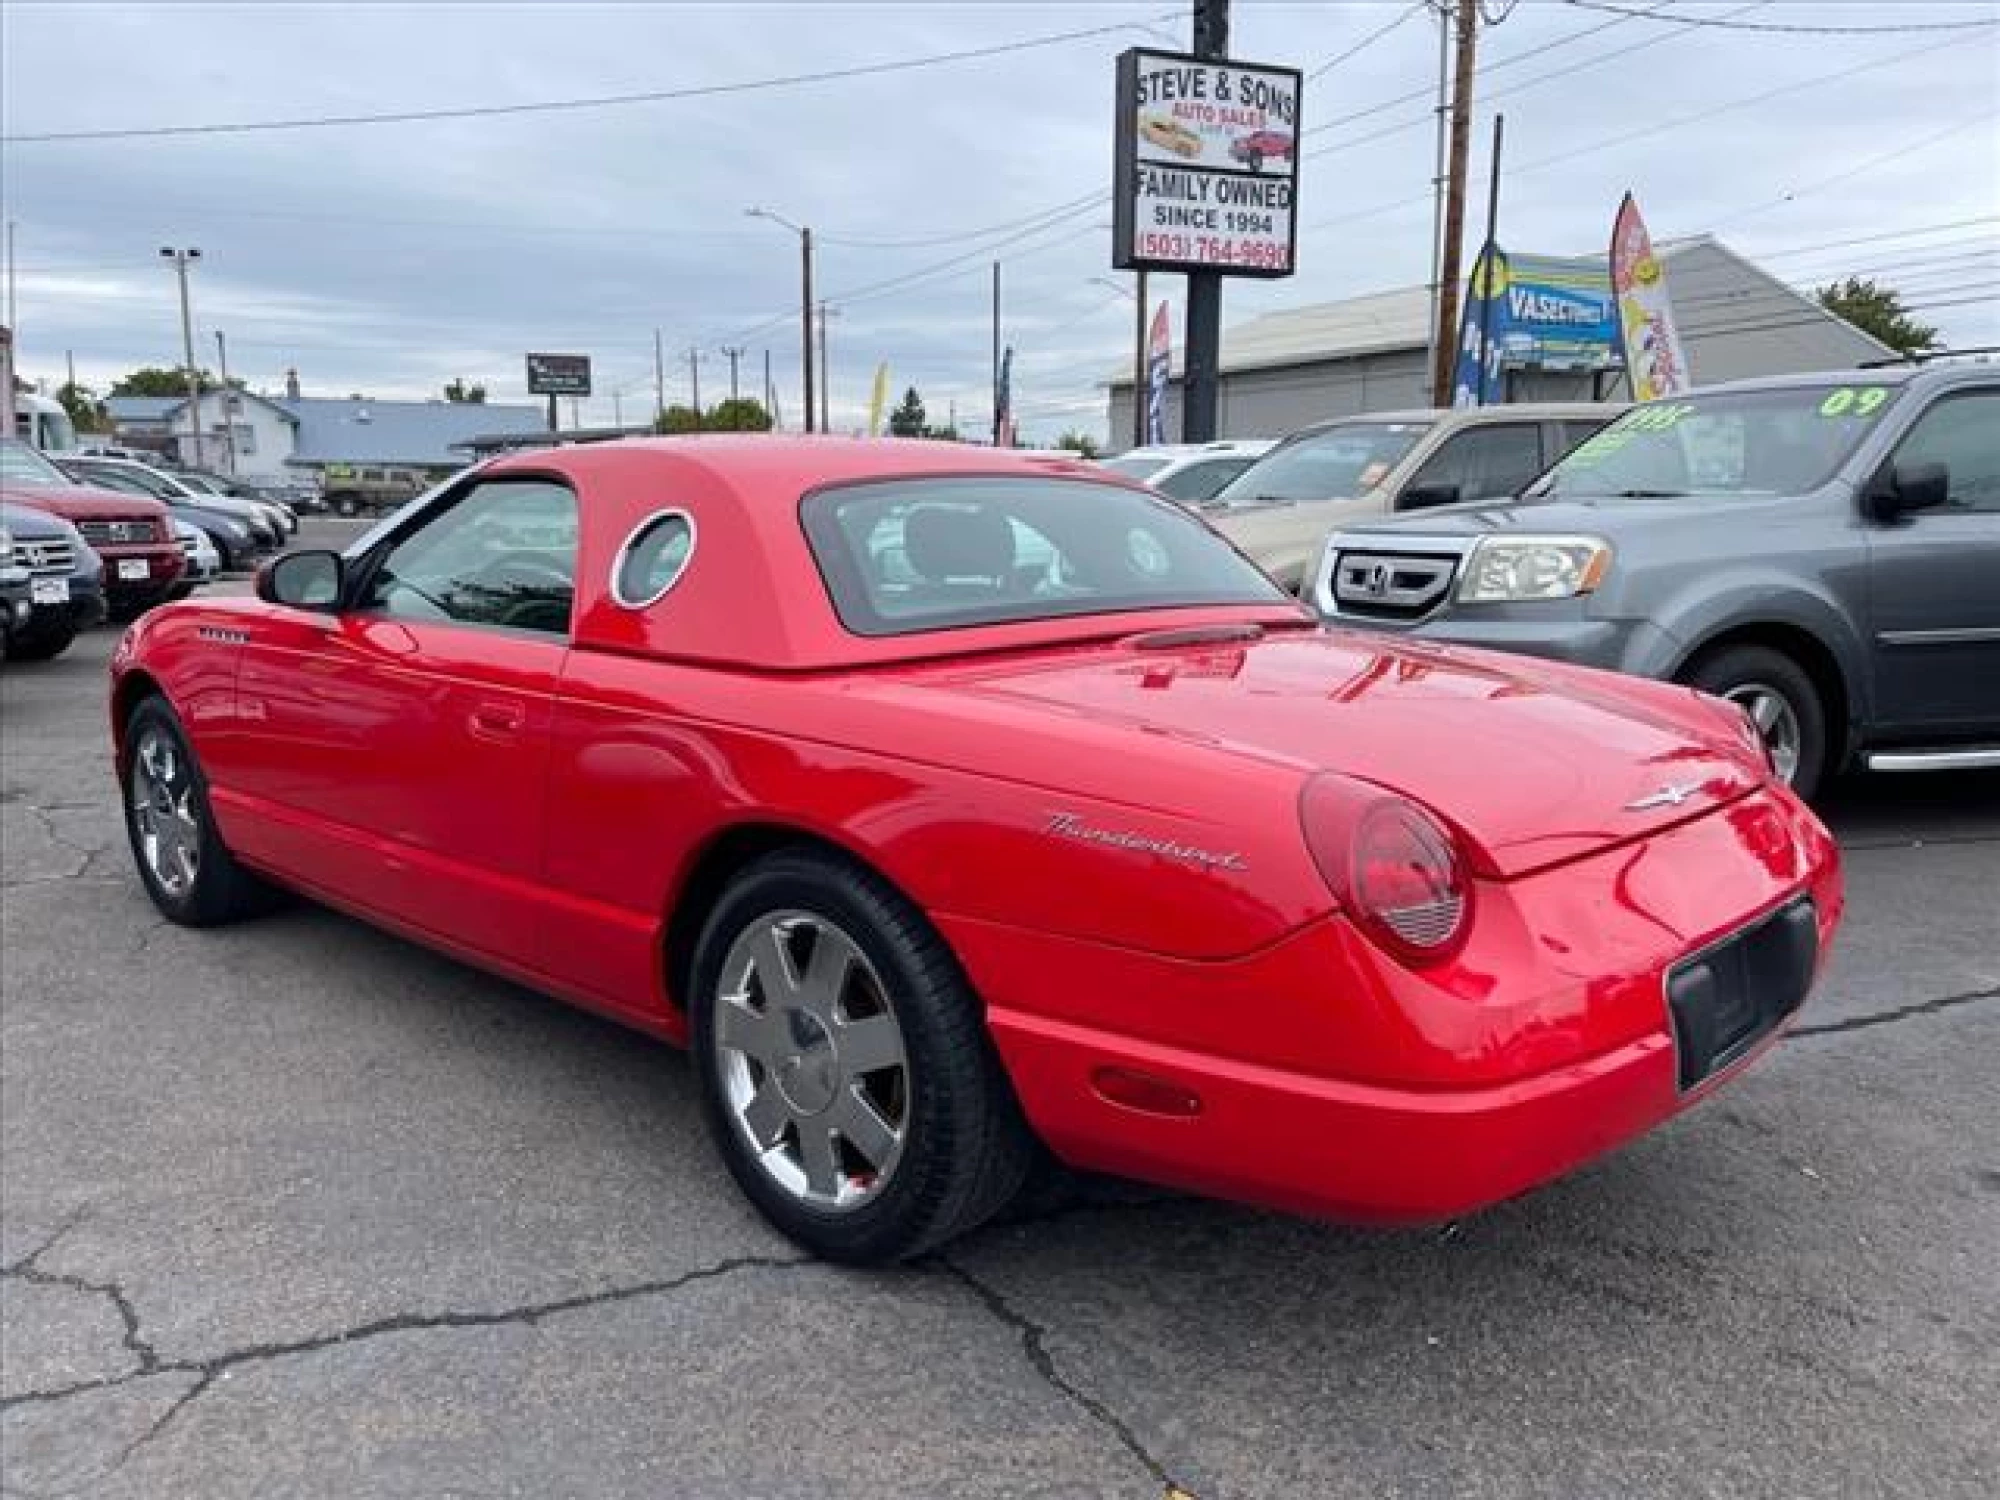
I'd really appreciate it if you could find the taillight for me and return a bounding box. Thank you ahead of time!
[1299,774,1471,965]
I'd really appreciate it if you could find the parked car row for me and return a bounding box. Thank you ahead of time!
[1110,358,2000,798]
[1,438,217,662]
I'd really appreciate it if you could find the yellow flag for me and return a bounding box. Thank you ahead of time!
[867,362,890,437]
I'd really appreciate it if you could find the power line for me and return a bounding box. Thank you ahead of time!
[1713,110,2000,228]
[1556,0,2000,36]
[1,12,1178,144]
[1307,2,1429,81]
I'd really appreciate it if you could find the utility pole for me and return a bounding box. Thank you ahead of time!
[160,246,203,465]
[763,348,774,425]
[721,345,744,402]
[1472,113,1505,407]
[816,303,835,433]
[653,328,666,424]
[687,347,703,426]
[1183,0,1229,443]
[990,260,1002,444]
[1425,0,1452,398]
[65,348,76,391]
[613,390,624,427]
[213,329,236,474]
[801,229,815,432]
[1431,0,1479,403]
[4,221,15,335]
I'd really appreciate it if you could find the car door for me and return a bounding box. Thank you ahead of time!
[1397,422,1546,508]
[224,476,579,970]
[1864,386,2000,734]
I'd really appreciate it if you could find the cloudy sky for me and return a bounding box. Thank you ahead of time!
[3,0,1995,440]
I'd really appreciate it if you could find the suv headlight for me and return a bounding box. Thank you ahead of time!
[1456,536,1612,603]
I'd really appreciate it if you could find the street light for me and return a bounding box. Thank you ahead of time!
[159,246,202,463]
[746,206,815,433]
[1092,272,1151,451]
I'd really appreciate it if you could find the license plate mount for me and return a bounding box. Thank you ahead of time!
[1667,897,1817,1091]
[117,558,150,581]
[30,577,70,605]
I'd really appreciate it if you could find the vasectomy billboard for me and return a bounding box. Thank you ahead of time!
[1453,245,1622,405]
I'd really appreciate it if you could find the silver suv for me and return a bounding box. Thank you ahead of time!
[1207,402,1621,591]
[1314,360,2000,799]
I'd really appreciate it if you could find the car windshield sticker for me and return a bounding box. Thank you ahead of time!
[1624,402,1697,432]
[1567,431,1633,466]
[1817,387,1890,419]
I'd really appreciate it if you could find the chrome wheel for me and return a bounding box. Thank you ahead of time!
[712,911,910,1211]
[130,726,201,898]
[1725,682,1803,785]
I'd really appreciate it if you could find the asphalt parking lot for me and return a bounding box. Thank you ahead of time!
[4,574,1996,1498]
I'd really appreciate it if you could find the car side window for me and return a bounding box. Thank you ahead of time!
[1409,424,1545,503]
[1156,457,1255,504]
[1557,419,1611,455]
[358,479,579,637]
[1891,391,2000,514]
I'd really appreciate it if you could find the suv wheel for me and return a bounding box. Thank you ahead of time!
[1681,644,1827,800]
[330,492,362,518]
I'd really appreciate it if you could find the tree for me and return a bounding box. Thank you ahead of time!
[887,386,927,438]
[706,397,773,432]
[1056,430,1102,459]
[442,378,488,404]
[1816,277,1939,356]
[54,381,108,433]
[110,366,219,397]
[655,404,703,435]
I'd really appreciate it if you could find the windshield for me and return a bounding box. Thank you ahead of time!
[1099,454,1171,481]
[1535,383,1908,499]
[78,462,178,499]
[0,438,77,488]
[1211,420,1433,507]
[802,475,1291,636]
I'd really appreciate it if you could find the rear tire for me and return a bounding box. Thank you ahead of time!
[1680,644,1828,800]
[330,492,361,518]
[689,848,1036,1264]
[121,696,283,926]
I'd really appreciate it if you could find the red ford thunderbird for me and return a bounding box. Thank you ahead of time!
[110,439,1842,1262]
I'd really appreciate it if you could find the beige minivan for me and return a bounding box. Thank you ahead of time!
[1208,403,1623,591]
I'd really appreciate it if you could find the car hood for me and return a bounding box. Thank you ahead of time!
[0,480,169,523]
[911,625,1762,878]
[0,499,76,539]
[1331,491,1802,542]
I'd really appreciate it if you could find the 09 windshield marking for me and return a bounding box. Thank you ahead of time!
[1540,385,1904,500]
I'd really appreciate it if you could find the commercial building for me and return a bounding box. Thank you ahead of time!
[1106,236,1894,447]
[104,390,547,476]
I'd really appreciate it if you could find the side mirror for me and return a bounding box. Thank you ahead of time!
[1399,480,1461,511]
[256,549,344,610]
[1864,460,1949,522]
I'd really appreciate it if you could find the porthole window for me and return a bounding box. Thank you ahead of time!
[612,510,697,608]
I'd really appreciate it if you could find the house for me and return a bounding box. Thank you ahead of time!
[107,391,549,477]
[1106,236,1896,446]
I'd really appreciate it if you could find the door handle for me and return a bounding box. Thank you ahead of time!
[468,701,526,742]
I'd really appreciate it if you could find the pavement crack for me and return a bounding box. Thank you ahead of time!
[1790,983,1998,1039]
[934,1256,1180,1493]
[0,1252,808,1430]
[2,1264,160,1377]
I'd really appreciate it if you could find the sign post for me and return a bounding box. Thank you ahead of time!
[1112,35,1301,443]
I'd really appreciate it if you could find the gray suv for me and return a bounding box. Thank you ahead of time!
[1313,360,2000,799]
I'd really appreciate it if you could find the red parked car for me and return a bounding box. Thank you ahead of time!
[109,439,1842,1262]
[2,438,184,616]
[1229,129,1294,171]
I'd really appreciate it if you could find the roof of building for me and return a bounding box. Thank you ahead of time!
[281,398,548,466]
[1107,236,1892,388]
[158,389,299,425]
[105,395,183,423]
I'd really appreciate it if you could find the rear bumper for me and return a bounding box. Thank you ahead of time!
[98,547,186,604]
[953,788,1842,1223]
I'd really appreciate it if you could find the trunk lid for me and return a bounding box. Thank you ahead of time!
[909,625,1761,878]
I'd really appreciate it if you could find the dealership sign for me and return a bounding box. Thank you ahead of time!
[525,352,592,397]
[1112,49,1302,278]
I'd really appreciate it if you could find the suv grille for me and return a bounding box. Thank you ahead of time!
[1328,549,1459,621]
[12,539,77,575]
[76,518,160,546]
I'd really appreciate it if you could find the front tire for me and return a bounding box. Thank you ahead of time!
[4,620,77,662]
[1681,644,1827,800]
[121,697,281,925]
[330,492,362,518]
[689,848,1035,1264]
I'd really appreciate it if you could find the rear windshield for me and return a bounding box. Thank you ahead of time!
[1212,420,1432,507]
[801,476,1289,636]
[1534,384,1910,499]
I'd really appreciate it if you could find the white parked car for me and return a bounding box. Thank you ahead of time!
[170,519,220,597]
[1099,440,1276,507]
